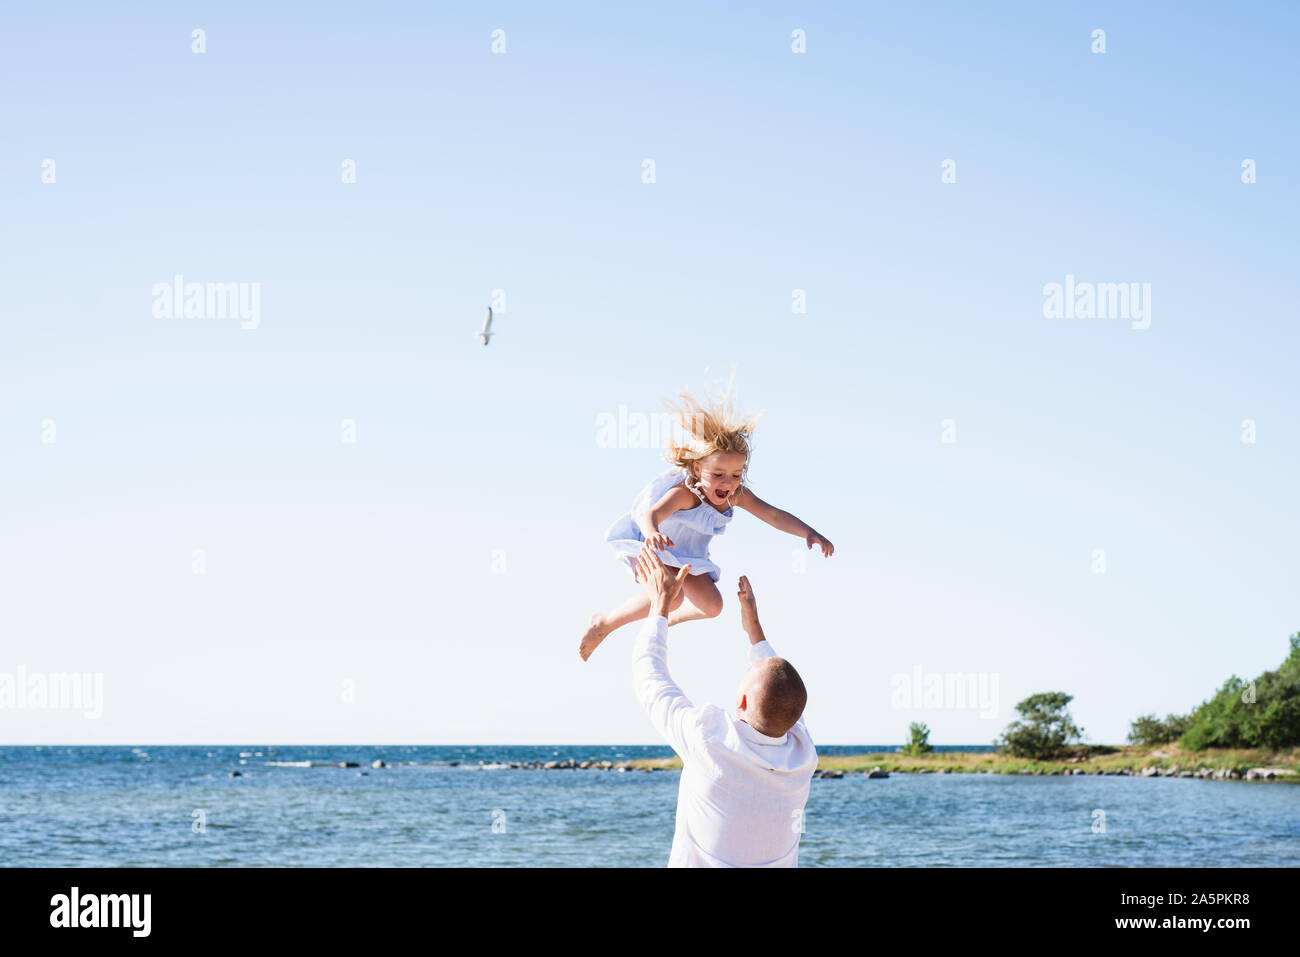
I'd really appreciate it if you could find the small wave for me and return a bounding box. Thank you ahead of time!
[265,761,318,768]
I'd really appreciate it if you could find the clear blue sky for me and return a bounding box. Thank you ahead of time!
[2,1,1296,745]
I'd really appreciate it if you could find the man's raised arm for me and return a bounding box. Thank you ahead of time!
[630,547,700,760]
[632,614,698,759]
[737,575,807,733]
[738,574,776,661]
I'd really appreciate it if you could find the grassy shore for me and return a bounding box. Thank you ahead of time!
[626,744,1300,776]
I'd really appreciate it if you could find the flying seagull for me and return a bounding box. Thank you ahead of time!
[479,306,494,346]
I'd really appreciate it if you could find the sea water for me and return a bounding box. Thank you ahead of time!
[1,746,1296,867]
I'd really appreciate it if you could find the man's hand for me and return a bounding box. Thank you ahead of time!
[635,545,690,619]
[737,575,765,644]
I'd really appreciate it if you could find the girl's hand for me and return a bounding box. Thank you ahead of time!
[806,531,834,557]
[646,530,674,552]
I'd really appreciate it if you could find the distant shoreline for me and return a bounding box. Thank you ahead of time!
[627,744,1300,779]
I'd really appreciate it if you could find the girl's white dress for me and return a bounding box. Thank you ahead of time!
[603,467,734,582]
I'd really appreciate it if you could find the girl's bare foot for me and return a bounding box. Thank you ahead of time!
[579,614,611,661]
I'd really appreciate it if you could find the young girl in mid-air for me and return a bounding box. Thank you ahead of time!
[580,386,834,660]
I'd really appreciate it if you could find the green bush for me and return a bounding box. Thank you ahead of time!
[1177,633,1300,751]
[1127,712,1192,746]
[996,691,1084,759]
[901,721,933,756]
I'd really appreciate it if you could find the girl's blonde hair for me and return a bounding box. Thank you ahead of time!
[663,381,762,492]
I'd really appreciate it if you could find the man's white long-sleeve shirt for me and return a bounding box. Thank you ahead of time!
[632,615,817,867]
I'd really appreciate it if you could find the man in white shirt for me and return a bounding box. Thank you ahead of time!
[630,545,817,867]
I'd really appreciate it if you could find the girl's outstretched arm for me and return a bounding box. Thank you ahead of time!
[637,484,699,552]
[734,488,835,557]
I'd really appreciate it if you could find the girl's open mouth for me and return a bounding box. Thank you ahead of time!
[714,489,729,499]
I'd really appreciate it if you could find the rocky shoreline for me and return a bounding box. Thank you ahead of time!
[897,765,1293,780]
[822,764,1296,780]
[462,760,1294,781]
[475,758,651,772]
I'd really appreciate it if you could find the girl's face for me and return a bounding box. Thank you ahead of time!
[693,452,746,505]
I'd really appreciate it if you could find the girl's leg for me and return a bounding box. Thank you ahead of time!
[580,576,685,661]
[666,574,724,627]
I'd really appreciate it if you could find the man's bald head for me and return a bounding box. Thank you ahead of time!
[736,656,808,737]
